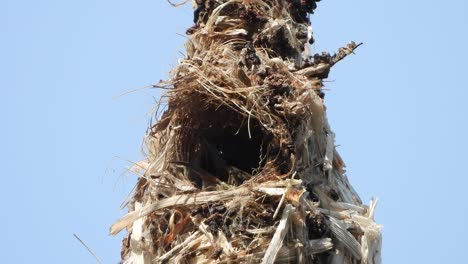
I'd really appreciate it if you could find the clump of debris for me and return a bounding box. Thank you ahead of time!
[111,0,382,263]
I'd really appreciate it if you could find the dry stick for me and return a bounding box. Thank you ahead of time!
[261,204,294,264]
[272,173,296,219]
[110,188,251,235]
[157,231,201,262]
[73,234,103,264]
[294,42,363,78]
[368,197,379,219]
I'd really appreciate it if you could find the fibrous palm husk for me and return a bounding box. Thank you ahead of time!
[111,1,382,263]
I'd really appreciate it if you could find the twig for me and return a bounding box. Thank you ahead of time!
[272,172,296,219]
[73,233,103,264]
[166,0,190,7]
[112,85,152,100]
[330,41,363,66]
[294,41,363,78]
[158,231,201,262]
[261,204,294,264]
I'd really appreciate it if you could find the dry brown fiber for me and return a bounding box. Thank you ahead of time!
[110,0,382,263]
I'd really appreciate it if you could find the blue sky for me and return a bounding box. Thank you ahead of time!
[1,0,467,263]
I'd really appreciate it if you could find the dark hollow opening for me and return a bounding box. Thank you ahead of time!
[203,122,266,175]
[188,105,270,187]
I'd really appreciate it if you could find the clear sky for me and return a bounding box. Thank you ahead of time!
[1,0,467,263]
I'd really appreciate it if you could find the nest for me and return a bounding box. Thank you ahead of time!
[110,0,382,263]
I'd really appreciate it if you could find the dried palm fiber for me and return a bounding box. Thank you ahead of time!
[110,0,382,263]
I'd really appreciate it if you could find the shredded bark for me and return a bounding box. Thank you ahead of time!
[111,0,382,263]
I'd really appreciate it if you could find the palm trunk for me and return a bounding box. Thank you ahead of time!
[111,1,382,263]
